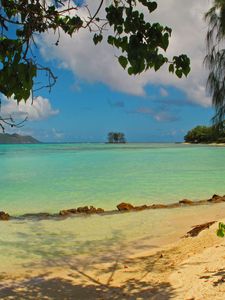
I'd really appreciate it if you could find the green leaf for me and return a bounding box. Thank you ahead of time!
[169,64,174,73]
[93,34,103,45]
[219,222,225,230]
[107,36,114,45]
[128,67,134,75]
[147,2,157,13]
[161,33,169,51]
[117,25,123,34]
[175,69,183,78]
[217,228,225,237]
[183,66,191,77]
[118,56,128,69]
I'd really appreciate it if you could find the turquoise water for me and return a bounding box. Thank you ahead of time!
[0,143,225,275]
[0,143,225,215]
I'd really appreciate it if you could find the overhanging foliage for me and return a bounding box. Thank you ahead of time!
[0,0,190,104]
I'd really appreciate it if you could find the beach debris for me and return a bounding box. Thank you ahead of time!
[179,199,193,205]
[185,221,216,238]
[0,211,10,221]
[117,202,135,211]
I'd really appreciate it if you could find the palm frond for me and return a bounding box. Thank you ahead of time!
[205,0,225,125]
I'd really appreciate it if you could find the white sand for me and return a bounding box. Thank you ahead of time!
[1,220,225,299]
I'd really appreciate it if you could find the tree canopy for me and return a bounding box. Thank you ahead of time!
[107,132,126,143]
[205,0,225,126]
[2,1,225,132]
[184,124,225,144]
[0,0,190,105]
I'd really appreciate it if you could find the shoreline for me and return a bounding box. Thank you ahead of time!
[1,193,225,221]
[183,142,225,146]
[1,194,225,299]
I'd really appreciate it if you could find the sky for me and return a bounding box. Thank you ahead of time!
[1,0,215,142]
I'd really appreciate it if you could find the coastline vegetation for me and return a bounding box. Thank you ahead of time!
[184,125,225,144]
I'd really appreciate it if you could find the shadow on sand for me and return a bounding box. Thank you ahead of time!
[0,272,175,300]
[0,222,178,299]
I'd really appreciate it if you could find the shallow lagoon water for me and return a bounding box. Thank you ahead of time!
[1,203,225,274]
[0,143,225,214]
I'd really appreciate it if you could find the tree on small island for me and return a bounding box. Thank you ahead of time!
[107,132,126,144]
[184,124,225,144]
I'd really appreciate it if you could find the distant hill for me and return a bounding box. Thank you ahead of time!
[0,133,41,144]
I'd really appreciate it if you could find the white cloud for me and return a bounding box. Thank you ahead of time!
[135,107,178,122]
[52,128,64,139]
[39,0,212,107]
[160,88,169,97]
[1,96,59,121]
[3,126,35,136]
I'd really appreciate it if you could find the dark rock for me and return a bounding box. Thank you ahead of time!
[60,206,104,216]
[77,206,89,213]
[0,211,10,221]
[196,200,208,205]
[117,203,135,211]
[21,212,51,219]
[96,208,104,213]
[134,205,149,211]
[208,194,225,203]
[89,206,97,213]
[167,203,180,208]
[150,204,168,209]
[59,210,67,216]
[69,208,77,214]
[59,208,77,216]
[179,199,193,205]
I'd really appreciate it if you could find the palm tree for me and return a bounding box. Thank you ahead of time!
[205,0,225,128]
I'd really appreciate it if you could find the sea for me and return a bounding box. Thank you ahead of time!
[0,143,225,273]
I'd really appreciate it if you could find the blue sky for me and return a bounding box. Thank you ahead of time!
[1,0,214,142]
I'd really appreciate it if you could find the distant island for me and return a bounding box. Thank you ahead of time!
[107,132,126,143]
[0,133,41,144]
[184,125,225,144]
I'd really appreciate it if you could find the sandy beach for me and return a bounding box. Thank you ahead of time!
[0,216,225,299]
[0,143,225,299]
